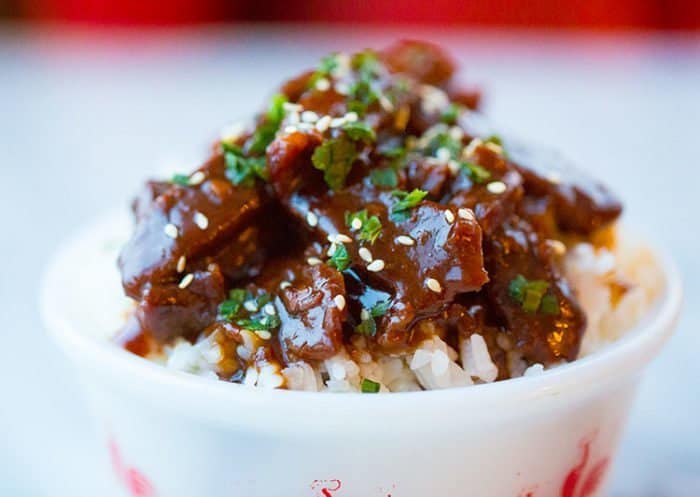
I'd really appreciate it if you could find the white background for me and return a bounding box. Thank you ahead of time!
[1,25,698,496]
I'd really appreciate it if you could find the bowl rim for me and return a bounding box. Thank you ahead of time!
[39,209,683,427]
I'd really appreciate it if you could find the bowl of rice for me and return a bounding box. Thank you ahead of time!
[41,41,682,497]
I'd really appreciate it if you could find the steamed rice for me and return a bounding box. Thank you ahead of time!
[153,232,662,392]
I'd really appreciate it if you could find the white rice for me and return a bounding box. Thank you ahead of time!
[154,232,662,392]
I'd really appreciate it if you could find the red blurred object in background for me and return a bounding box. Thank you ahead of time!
[10,0,700,30]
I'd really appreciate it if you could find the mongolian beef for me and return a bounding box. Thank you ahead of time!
[115,41,656,392]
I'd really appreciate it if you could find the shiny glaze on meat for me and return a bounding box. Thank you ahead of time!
[117,40,622,382]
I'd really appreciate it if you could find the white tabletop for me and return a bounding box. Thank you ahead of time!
[1,25,698,496]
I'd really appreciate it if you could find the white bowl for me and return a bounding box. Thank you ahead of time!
[40,210,682,497]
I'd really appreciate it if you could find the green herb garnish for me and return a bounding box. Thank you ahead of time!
[307,53,340,89]
[424,130,461,158]
[345,209,382,244]
[440,103,462,124]
[370,168,398,188]
[355,316,377,336]
[508,275,557,314]
[361,378,381,393]
[219,288,253,321]
[485,134,503,146]
[246,93,288,155]
[377,142,405,159]
[222,142,268,187]
[311,137,357,191]
[391,189,428,219]
[327,243,351,272]
[355,300,390,337]
[235,315,281,331]
[370,300,390,317]
[170,173,191,186]
[461,161,491,184]
[347,50,383,116]
[343,121,376,143]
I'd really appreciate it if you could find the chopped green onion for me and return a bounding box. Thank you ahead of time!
[219,288,252,320]
[327,243,351,272]
[485,134,503,146]
[370,168,398,188]
[540,294,560,315]
[361,378,381,393]
[343,121,376,143]
[508,275,552,314]
[311,137,357,191]
[170,174,191,186]
[370,300,390,317]
[391,189,428,219]
[236,315,280,331]
[460,161,491,184]
[355,315,377,336]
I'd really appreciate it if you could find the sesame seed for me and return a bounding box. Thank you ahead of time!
[486,181,507,194]
[243,300,258,312]
[297,122,314,132]
[282,102,302,113]
[462,138,483,159]
[335,82,350,95]
[426,278,442,293]
[194,212,209,230]
[315,78,331,91]
[379,95,394,112]
[546,171,562,184]
[263,303,277,316]
[436,147,451,163]
[396,235,415,246]
[256,330,272,340]
[284,125,298,134]
[360,309,370,321]
[301,110,319,123]
[367,259,385,272]
[220,122,246,143]
[287,111,300,125]
[306,211,318,227]
[449,126,464,141]
[315,115,331,133]
[334,295,346,311]
[344,111,358,123]
[458,208,475,221]
[176,255,186,273]
[327,243,337,257]
[280,281,292,290]
[484,142,503,154]
[189,171,206,185]
[447,159,461,175]
[164,223,178,239]
[548,239,567,256]
[335,234,352,244]
[444,210,455,224]
[178,273,194,289]
[330,117,346,128]
[358,247,373,262]
[351,218,362,230]
[307,257,322,266]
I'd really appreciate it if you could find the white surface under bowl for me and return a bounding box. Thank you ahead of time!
[40,210,682,497]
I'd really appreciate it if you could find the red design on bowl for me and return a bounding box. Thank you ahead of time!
[311,479,342,497]
[109,438,156,497]
[561,438,610,497]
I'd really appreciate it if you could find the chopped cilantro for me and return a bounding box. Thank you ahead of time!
[355,315,377,336]
[307,53,340,89]
[235,315,281,331]
[170,173,191,186]
[461,161,491,184]
[348,50,383,116]
[540,294,560,315]
[370,168,398,188]
[327,243,351,272]
[246,93,288,155]
[311,137,357,191]
[219,288,281,331]
[345,209,382,244]
[377,141,405,159]
[222,141,268,187]
[485,134,503,146]
[425,131,461,158]
[508,275,554,314]
[343,121,376,142]
[440,103,462,124]
[219,288,252,321]
[391,189,428,219]
[361,378,381,393]
[370,300,390,317]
